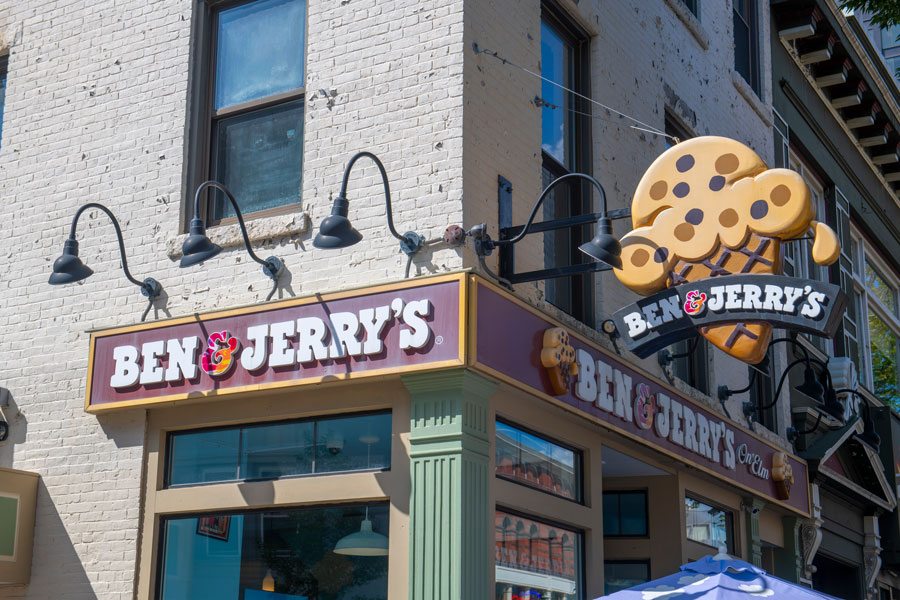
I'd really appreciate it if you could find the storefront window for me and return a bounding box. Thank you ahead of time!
[167,412,391,487]
[495,420,582,502]
[685,496,732,551]
[604,561,650,595]
[158,503,389,599]
[495,509,583,600]
[602,491,648,536]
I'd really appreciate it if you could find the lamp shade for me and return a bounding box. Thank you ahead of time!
[180,218,222,268]
[313,195,363,249]
[816,387,846,423]
[794,367,825,403]
[333,519,389,556]
[48,239,94,285]
[578,216,622,269]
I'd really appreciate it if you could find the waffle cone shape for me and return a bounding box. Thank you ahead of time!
[668,233,781,364]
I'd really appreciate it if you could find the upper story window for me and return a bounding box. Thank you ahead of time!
[189,0,306,225]
[602,490,648,537]
[166,412,391,487]
[680,0,699,18]
[540,6,593,326]
[882,25,900,51]
[733,0,760,95]
[849,231,900,406]
[495,419,583,502]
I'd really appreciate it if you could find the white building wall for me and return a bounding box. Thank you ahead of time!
[0,0,465,597]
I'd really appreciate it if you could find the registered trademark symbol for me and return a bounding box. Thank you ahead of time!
[435,336,444,345]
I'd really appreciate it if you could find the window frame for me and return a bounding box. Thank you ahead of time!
[184,0,308,231]
[539,3,594,327]
[601,489,649,538]
[155,500,391,599]
[733,0,760,95]
[603,559,651,595]
[494,506,587,600]
[495,417,584,504]
[849,226,900,402]
[684,493,734,553]
[163,409,392,488]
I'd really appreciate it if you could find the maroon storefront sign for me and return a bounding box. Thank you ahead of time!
[85,276,464,412]
[473,279,810,516]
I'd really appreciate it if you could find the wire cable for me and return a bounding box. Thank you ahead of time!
[474,45,677,142]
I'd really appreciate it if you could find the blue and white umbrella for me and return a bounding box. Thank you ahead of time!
[598,550,842,599]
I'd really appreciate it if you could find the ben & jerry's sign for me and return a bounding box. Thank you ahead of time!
[611,136,845,364]
[472,278,809,515]
[86,276,464,412]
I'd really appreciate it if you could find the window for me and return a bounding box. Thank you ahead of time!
[848,232,900,407]
[883,25,900,51]
[541,7,593,325]
[166,412,391,487]
[495,420,582,502]
[190,0,306,225]
[733,0,760,94]
[602,491,648,537]
[495,509,583,600]
[0,55,7,149]
[685,496,733,551]
[604,561,650,595]
[679,0,699,18]
[158,503,389,599]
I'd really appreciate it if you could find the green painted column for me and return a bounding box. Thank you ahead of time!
[403,369,498,600]
[744,497,766,567]
[774,516,803,583]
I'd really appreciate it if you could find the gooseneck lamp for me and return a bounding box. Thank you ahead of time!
[182,181,284,281]
[488,172,621,269]
[313,151,425,256]
[49,202,162,301]
[834,388,882,453]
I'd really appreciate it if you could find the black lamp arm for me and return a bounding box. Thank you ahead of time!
[68,202,149,292]
[756,357,809,413]
[769,337,811,364]
[494,172,609,247]
[339,151,404,242]
[193,181,270,270]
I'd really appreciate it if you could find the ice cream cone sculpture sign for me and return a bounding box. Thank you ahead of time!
[611,136,846,364]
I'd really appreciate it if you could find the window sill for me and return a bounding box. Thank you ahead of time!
[663,0,709,50]
[166,211,310,259]
[731,71,773,128]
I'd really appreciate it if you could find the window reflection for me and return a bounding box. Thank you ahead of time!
[540,22,572,168]
[167,412,391,487]
[495,421,581,501]
[604,561,650,595]
[159,504,389,599]
[685,497,732,551]
[869,311,900,404]
[866,262,897,314]
[215,0,306,110]
[495,510,582,600]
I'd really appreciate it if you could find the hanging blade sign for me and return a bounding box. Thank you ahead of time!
[611,274,847,358]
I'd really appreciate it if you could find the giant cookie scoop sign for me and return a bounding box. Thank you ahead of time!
[612,136,845,363]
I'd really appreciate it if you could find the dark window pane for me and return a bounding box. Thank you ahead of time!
[619,492,648,535]
[605,561,650,595]
[603,491,648,537]
[159,504,389,599]
[315,413,392,473]
[495,510,583,600]
[240,421,314,479]
[734,12,751,82]
[215,0,306,109]
[602,493,620,535]
[167,412,391,486]
[168,428,240,485]
[869,311,900,404]
[495,420,582,501]
[212,100,303,219]
[680,0,698,17]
